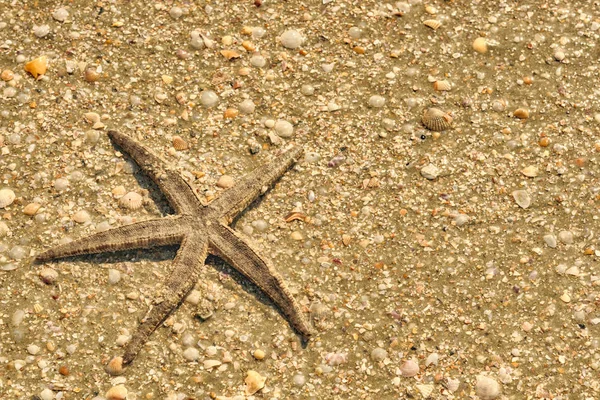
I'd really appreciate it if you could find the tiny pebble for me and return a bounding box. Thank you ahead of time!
[183,347,200,361]
[106,384,128,400]
[217,175,235,189]
[40,388,55,400]
[40,267,59,284]
[512,190,531,209]
[475,375,501,400]
[275,120,294,138]
[370,347,388,361]
[420,164,440,180]
[280,29,303,49]
[558,230,573,244]
[368,95,386,108]
[108,269,121,284]
[239,99,256,114]
[253,349,266,360]
[200,90,219,107]
[27,344,41,355]
[52,8,69,22]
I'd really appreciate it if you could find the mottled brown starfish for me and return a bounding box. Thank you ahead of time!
[36,131,312,373]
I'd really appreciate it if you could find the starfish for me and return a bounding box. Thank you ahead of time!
[36,131,312,373]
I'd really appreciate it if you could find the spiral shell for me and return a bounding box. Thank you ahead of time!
[433,80,451,91]
[422,108,453,131]
[119,192,143,210]
[423,20,442,30]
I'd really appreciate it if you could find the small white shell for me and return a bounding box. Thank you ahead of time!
[119,192,143,210]
[475,375,501,400]
[423,19,442,30]
[422,108,453,131]
[400,359,419,377]
[0,188,16,208]
[416,384,434,398]
[433,80,451,91]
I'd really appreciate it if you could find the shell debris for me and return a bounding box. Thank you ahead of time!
[24,56,48,78]
[245,370,266,395]
[433,80,451,91]
[423,20,442,30]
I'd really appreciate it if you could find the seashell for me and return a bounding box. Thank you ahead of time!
[0,188,16,208]
[245,370,266,395]
[423,19,442,30]
[172,136,189,151]
[105,356,124,376]
[513,108,530,119]
[472,37,488,53]
[223,108,239,119]
[84,67,100,82]
[433,80,451,91]
[1,69,14,81]
[422,108,453,131]
[285,211,308,223]
[445,377,460,392]
[325,352,347,366]
[105,384,128,400]
[512,190,531,209]
[23,203,41,216]
[491,99,507,112]
[220,49,241,60]
[242,40,255,52]
[416,384,434,398]
[112,185,127,198]
[400,359,419,377]
[84,112,100,124]
[24,55,48,78]
[521,165,538,177]
[475,375,501,400]
[119,192,143,210]
[72,210,91,223]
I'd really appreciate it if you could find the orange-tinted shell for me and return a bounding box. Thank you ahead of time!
[24,56,48,78]
[172,136,189,150]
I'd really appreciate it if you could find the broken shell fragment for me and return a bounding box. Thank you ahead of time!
[220,49,241,60]
[423,20,442,30]
[521,166,539,177]
[245,370,266,395]
[24,56,48,78]
[433,80,451,91]
[422,108,453,131]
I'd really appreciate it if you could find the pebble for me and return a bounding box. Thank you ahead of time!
[9,245,27,260]
[253,349,266,360]
[280,29,303,49]
[108,269,121,284]
[425,352,439,366]
[11,310,25,326]
[250,54,267,68]
[475,375,501,400]
[106,385,128,400]
[200,90,219,107]
[0,221,9,237]
[239,99,256,114]
[543,234,557,248]
[54,178,69,191]
[473,37,488,53]
[275,119,294,138]
[23,202,41,216]
[558,230,573,244]
[420,164,440,180]
[72,210,91,223]
[512,190,531,209]
[40,388,54,400]
[52,8,69,22]
[292,373,306,387]
[301,84,315,96]
[27,344,41,355]
[204,359,222,369]
[40,267,59,284]
[33,25,51,38]
[368,95,386,108]
[169,6,183,19]
[0,188,16,208]
[183,347,200,361]
[217,175,235,189]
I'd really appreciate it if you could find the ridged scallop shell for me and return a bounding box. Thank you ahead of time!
[433,80,451,91]
[0,188,16,208]
[119,192,143,210]
[172,136,189,150]
[423,19,442,30]
[422,108,453,131]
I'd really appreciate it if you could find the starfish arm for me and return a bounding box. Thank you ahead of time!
[208,222,313,338]
[108,131,202,214]
[208,146,303,222]
[122,234,207,365]
[36,217,186,262]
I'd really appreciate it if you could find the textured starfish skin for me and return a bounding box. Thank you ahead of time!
[36,131,312,369]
